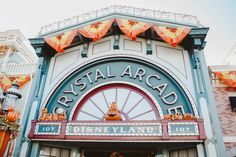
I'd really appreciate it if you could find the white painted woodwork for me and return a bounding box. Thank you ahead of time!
[42,35,196,107]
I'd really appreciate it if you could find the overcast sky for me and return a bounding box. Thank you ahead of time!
[0,0,235,65]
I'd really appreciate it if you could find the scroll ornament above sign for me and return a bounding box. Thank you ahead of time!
[44,18,191,53]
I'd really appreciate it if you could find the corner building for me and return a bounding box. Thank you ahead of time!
[23,6,226,157]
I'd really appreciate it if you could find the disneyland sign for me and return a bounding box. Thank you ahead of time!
[65,122,162,136]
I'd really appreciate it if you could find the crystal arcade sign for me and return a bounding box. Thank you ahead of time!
[44,57,198,119]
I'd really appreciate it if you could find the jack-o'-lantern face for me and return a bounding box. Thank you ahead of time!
[164,114,174,120]
[174,112,183,120]
[183,113,195,120]
[105,102,122,121]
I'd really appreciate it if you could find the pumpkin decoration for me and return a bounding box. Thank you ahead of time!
[183,113,196,120]
[0,107,3,115]
[39,108,67,121]
[164,114,174,120]
[41,108,48,114]
[58,112,67,120]
[174,112,183,120]
[104,102,122,121]
[39,108,48,121]
[53,113,59,120]
[45,113,53,121]
[6,108,20,122]
[8,106,14,112]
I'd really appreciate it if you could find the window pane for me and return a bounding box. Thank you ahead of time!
[51,148,60,157]
[61,149,70,157]
[188,148,198,157]
[129,99,152,117]
[179,149,187,157]
[40,146,50,155]
[177,107,183,114]
[169,151,178,157]
[123,91,142,112]
[103,88,116,104]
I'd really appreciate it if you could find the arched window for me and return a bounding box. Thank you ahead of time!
[72,83,160,121]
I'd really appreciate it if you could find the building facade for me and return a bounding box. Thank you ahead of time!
[209,44,236,156]
[17,6,226,157]
[0,30,38,156]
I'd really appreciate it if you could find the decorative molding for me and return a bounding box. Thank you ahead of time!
[39,5,200,36]
[29,120,205,141]
[223,136,236,142]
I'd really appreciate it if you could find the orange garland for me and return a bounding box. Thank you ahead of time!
[0,75,30,91]
[44,18,191,53]
[116,19,151,41]
[153,26,191,47]
[215,71,236,88]
[78,19,114,42]
[45,29,78,53]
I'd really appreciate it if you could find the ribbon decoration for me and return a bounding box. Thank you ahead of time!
[45,30,78,53]
[215,71,236,88]
[116,19,151,41]
[0,76,31,91]
[44,18,192,53]
[78,19,114,42]
[153,26,191,47]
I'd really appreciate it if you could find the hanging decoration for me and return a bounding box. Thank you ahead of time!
[0,75,31,91]
[78,19,114,42]
[45,29,78,53]
[153,26,191,47]
[116,18,151,40]
[44,18,192,53]
[215,71,236,88]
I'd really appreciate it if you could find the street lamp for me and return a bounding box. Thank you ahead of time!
[0,80,22,157]
[2,81,22,112]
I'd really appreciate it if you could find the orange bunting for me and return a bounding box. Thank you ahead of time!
[215,71,236,88]
[78,19,114,42]
[45,30,78,53]
[153,26,191,47]
[0,75,31,91]
[116,19,151,41]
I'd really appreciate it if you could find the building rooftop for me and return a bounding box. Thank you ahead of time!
[39,5,201,36]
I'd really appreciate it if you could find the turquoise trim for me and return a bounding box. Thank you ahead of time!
[27,57,50,156]
[13,72,38,156]
[198,51,227,156]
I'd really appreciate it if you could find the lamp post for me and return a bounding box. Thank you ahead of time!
[0,80,21,157]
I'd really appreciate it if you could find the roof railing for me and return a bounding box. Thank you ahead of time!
[39,5,200,36]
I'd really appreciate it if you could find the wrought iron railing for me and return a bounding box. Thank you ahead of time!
[39,5,200,36]
[0,62,36,76]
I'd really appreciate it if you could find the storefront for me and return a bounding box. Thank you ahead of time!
[20,6,226,157]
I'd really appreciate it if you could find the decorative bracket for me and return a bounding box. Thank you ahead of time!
[81,43,89,58]
[113,35,120,50]
[181,27,209,50]
[146,39,152,55]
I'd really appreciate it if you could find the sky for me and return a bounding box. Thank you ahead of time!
[0,0,235,65]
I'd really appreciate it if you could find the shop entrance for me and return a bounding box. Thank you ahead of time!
[83,148,156,157]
